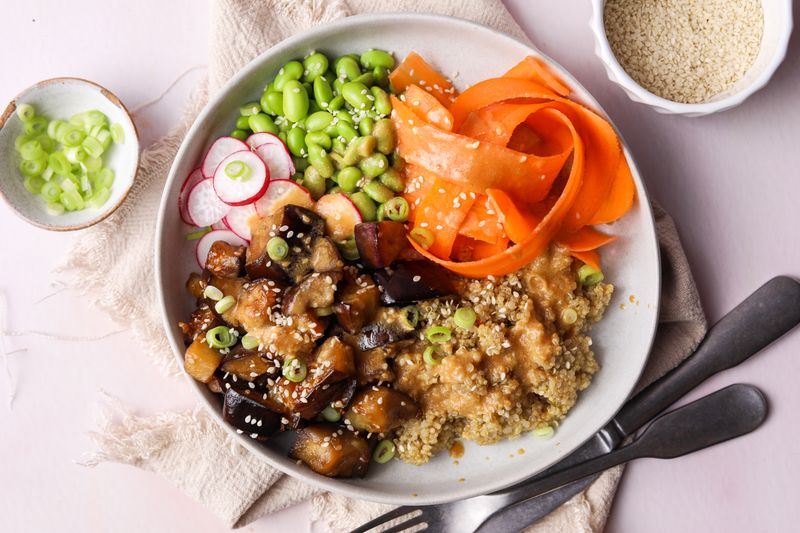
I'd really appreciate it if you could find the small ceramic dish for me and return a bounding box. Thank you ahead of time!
[0,78,139,231]
[590,0,793,116]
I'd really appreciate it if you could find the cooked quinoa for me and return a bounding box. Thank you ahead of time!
[604,0,764,103]
[388,245,612,464]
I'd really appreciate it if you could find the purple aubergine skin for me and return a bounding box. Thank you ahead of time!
[373,261,456,305]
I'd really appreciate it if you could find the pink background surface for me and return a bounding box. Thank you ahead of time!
[1,1,798,532]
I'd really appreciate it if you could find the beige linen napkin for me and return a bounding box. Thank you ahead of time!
[58,0,708,530]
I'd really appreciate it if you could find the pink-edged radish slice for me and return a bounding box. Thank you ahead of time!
[195,229,247,269]
[178,167,204,225]
[254,179,314,218]
[246,132,281,149]
[201,136,249,178]
[314,193,363,241]
[252,141,295,181]
[213,150,270,206]
[187,178,231,227]
[223,203,257,241]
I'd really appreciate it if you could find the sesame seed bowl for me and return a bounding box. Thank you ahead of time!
[590,0,793,116]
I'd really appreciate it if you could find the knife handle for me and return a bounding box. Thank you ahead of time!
[613,276,800,436]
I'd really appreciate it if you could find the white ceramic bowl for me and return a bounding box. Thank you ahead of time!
[590,0,793,116]
[156,14,661,505]
[0,78,139,231]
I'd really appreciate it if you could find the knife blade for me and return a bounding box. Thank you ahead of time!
[477,276,800,533]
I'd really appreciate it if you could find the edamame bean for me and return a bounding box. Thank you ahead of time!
[343,135,376,165]
[378,168,405,193]
[249,113,278,134]
[331,137,346,156]
[363,179,395,203]
[306,111,335,132]
[371,87,392,116]
[305,131,332,151]
[236,116,251,130]
[293,156,310,172]
[264,91,284,116]
[337,166,362,192]
[327,95,345,111]
[358,117,374,136]
[282,80,309,122]
[303,52,329,82]
[373,66,389,88]
[330,152,346,171]
[274,61,304,91]
[359,152,389,178]
[239,102,261,116]
[372,118,396,154]
[332,77,345,96]
[342,82,372,110]
[327,184,343,194]
[313,77,334,106]
[353,72,375,87]
[335,56,362,81]
[302,81,313,95]
[278,131,287,143]
[349,191,377,221]
[324,123,340,138]
[308,100,321,114]
[360,49,395,70]
[333,110,354,124]
[307,142,334,178]
[230,129,248,141]
[287,127,308,158]
[337,121,358,143]
[303,166,326,200]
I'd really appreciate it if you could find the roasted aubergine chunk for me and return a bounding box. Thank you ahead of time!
[206,240,246,279]
[178,303,222,343]
[354,221,408,269]
[282,271,343,316]
[333,273,380,334]
[184,337,223,383]
[352,307,417,351]
[344,386,418,433]
[373,261,455,305]
[223,387,283,441]
[354,346,396,385]
[289,424,372,478]
[246,205,327,282]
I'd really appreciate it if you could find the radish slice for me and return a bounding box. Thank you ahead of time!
[252,141,295,181]
[195,229,247,269]
[211,220,227,230]
[213,150,270,206]
[187,178,231,227]
[201,136,249,178]
[246,132,282,149]
[178,168,204,225]
[223,203,257,241]
[314,193,363,241]
[254,179,314,218]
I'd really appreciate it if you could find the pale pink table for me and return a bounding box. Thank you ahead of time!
[1,1,798,532]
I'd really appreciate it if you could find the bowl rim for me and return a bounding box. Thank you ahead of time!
[0,76,140,231]
[589,0,794,114]
[155,12,661,505]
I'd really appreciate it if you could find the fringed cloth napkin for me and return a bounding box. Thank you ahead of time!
[56,0,708,530]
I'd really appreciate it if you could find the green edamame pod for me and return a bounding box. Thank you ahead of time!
[307,142,334,178]
[378,168,405,193]
[305,111,335,132]
[353,72,375,87]
[249,113,278,134]
[303,52,329,82]
[236,116,251,130]
[282,80,309,122]
[349,191,377,221]
[287,127,308,158]
[358,117,374,136]
[327,95,345,111]
[337,166,362,193]
[373,67,390,88]
[372,118,396,154]
[342,82,372,110]
[313,77,334,106]
[337,121,359,143]
[305,131,332,151]
[359,152,389,178]
[360,49,395,70]
[274,61,304,91]
[335,56,362,81]
[230,129,248,141]
[303,166,326,200]
[370,87,392,116]
[264,91,284,116]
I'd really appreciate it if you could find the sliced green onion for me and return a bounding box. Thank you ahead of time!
[400,306,419,330]
[315,306,334,317]
[267,236,289,261]
[14,134,32,151]
[20,158,46,177]
[16,103,35,122]
[46,202,65,216]
[577,264,604,286]
[96,167,115,189]
[48,152,71,175]
[241,334,260,350]
[383,196,409,222]
[41,182,62,202]
[23,116,47,136]
[82,110,108,127]
[214,295,236,314]
[110,123,125,144]
[186,227,212,241]
[83,156,102,173]
[203,285,224,301]
[82,136,105,158]
[533,425,555,439]
[60,189,85,211]
[336,238,360,261]
[321,406,341,422]
[454,307,477,330]
[282,358,307,382]
[64,146,87,163]
[410,227,435,249]
[423,346,443,365]
[426,326,452,343]
[561,307,578,325]
[61,126,86,147]
[23,176,44,194]
[95,128,112,149]
[205,325,236,349]
[224,160,250,180]
[47,119,65,139]
[87,187,110,209]
[19,140,45,161]
[373,439,396,463]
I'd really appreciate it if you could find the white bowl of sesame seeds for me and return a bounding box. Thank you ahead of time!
[590,0,793,116]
